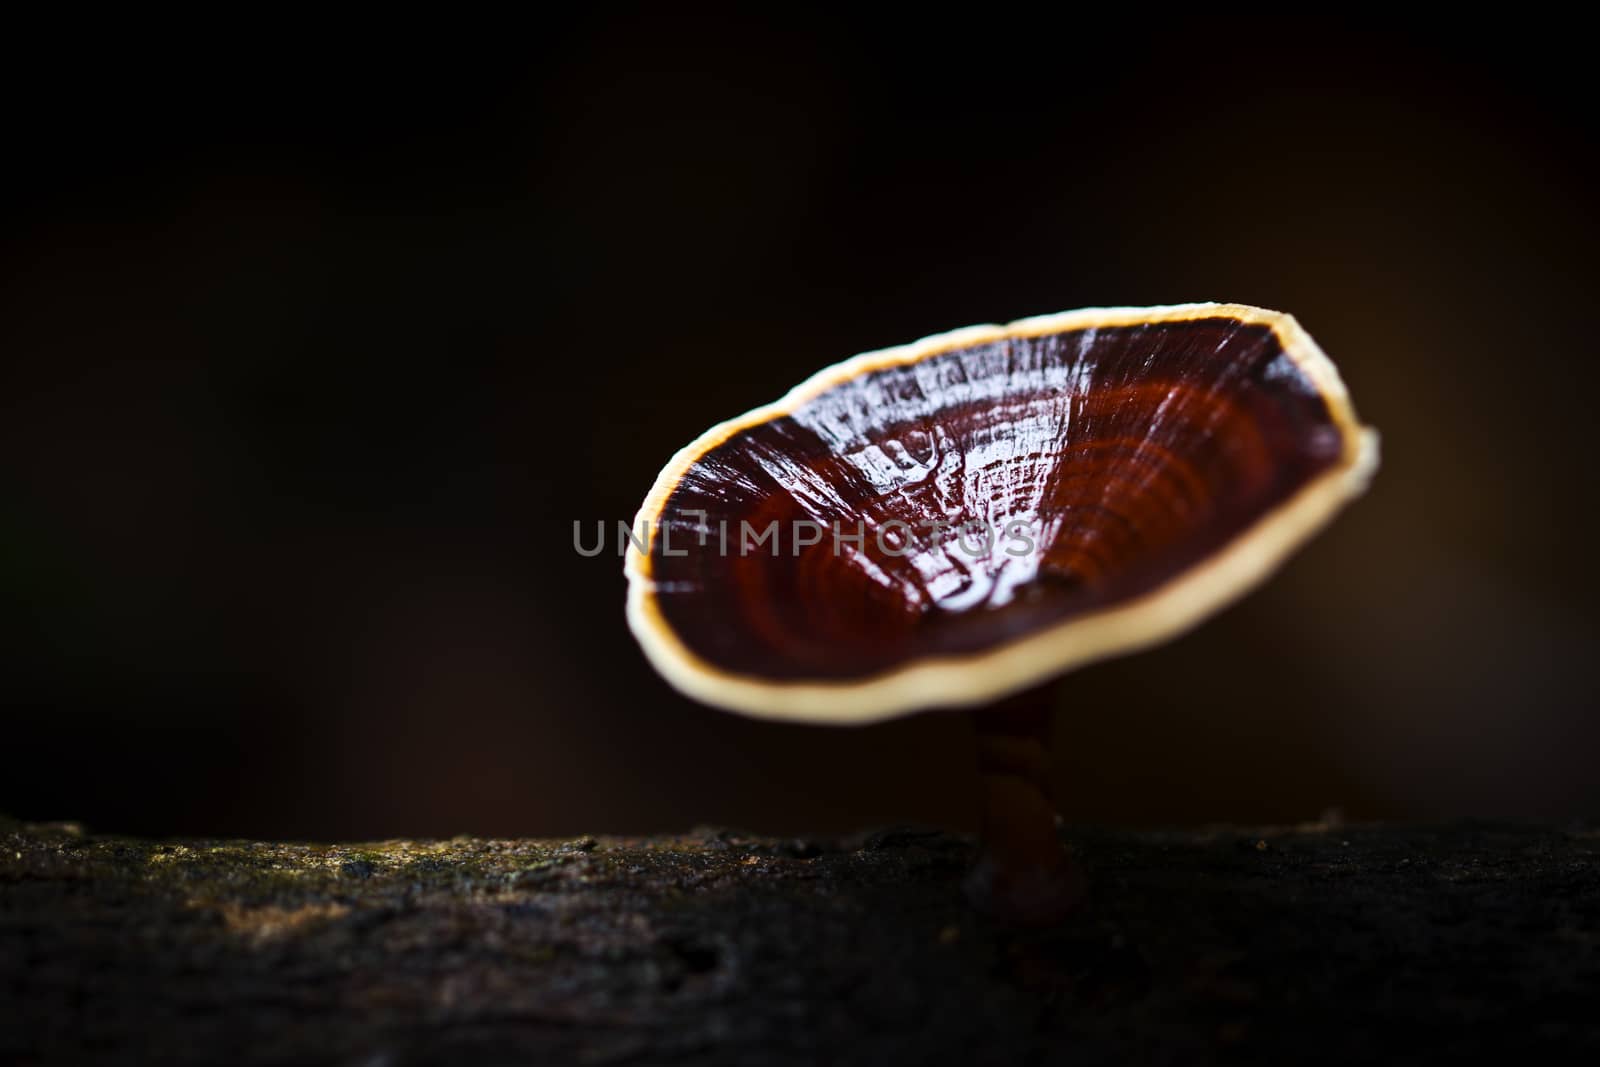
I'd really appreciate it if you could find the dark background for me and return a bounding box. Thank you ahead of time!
[4,11,1595,841]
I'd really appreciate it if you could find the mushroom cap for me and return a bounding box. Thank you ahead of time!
[625,303,1377,724]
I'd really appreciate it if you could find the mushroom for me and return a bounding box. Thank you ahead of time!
[624,303,1377,924]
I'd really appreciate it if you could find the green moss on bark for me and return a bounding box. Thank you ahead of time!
[4,818,1598,1064]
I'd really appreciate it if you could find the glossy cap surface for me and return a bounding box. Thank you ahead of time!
[626,303,1377,723]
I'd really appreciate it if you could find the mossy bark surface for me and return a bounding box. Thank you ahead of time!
[4,816,1598,1064]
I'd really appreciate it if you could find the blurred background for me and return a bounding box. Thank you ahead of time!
[3,10,1595,841]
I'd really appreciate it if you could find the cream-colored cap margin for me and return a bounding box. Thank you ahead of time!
[624,302,1379,725]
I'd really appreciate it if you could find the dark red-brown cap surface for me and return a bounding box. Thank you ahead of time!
[626,304,1376,723]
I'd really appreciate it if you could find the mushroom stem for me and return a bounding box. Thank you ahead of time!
[962,684,1084,925]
